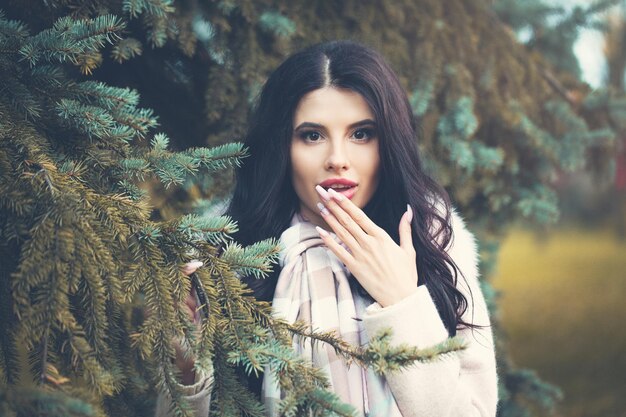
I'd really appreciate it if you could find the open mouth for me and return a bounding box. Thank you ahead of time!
[328,185,357,200]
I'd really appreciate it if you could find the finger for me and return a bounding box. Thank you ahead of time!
[316,188,371,247]
[181,260,203,276]
[315,225,355,268]
[317,201,361,253]
[319,186,383,238]
[399,204,415,253]
[182,301,196,323]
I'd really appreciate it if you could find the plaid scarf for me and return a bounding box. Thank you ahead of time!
[263,213,402,417]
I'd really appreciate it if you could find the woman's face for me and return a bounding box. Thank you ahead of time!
[290,87,381,229]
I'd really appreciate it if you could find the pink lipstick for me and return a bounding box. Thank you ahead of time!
[318,178,358,200]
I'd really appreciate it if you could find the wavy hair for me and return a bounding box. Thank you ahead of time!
[225,40,473,336]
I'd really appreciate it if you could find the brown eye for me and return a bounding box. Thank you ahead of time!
[352,128,374,141]
[301,131,322,142]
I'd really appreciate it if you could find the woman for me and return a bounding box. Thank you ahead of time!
[158,40,498,417]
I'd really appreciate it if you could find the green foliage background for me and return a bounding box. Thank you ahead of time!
[1,0,623,416]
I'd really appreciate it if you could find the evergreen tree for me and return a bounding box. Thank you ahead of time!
[0,4,464,417]
[1,1,624,416]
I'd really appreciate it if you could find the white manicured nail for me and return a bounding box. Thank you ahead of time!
[317,202,330,216]
[328,188,344,201]
[315,185,331,201]
[315,226,330,237]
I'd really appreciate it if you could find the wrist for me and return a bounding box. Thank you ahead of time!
[174,341,197,385]
[378,285,419,308]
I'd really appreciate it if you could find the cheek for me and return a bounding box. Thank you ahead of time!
[356,146,381,183]
[289,147,315,196]
[291,144,320,180]
[290,152,307,182]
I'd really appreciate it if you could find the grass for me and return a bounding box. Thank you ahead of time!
[492,226,626,417]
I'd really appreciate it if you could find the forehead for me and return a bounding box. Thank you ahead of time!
[293,87,374,124]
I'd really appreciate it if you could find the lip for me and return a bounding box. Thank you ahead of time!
[319,178,358,188]
[318,178,358,200]
[335,185,358,200]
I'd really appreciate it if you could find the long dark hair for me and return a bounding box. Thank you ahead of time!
[225,40,472,336]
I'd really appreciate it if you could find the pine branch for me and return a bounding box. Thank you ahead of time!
[110,107,157,139]
[361,330,466,374]
[0,385,96,417]
[0,258,19,384]
[39,323,51,385]
[19,15,125,67]
[187,142,249,172]
[287,322,467,373]
[210,340,265,417]
[73,81,140,111]
[286,321,358,363]
[218,239,281,279]
[123,0,175,19]
[540,67,577,106]
[110,37,142,63]
[258,12,296,38]
[56,99,117,139]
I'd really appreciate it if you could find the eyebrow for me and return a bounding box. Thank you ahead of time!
[293,119,377,132]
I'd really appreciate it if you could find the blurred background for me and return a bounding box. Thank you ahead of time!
[1,0,626,416]
[492,1,626,416]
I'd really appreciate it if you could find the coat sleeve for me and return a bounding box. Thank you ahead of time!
[362,207,498,417]
[154,370,213,417]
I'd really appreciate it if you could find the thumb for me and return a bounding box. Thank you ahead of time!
[399,204,414,252]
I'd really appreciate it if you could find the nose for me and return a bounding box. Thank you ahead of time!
[324,140,349,172]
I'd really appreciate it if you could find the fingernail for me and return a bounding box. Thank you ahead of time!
[315,185,331,201]
[315,226,330,237]
[187,261,203,269]
[406,204,413,223]
[316,202,330,216]
[328,188,344,201]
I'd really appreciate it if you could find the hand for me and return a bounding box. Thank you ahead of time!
[314,186,419,307]
[175,260,203,385]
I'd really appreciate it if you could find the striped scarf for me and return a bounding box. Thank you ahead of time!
[262,213,402,417]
